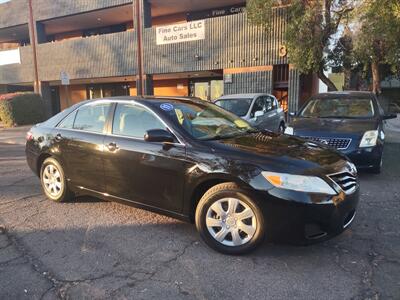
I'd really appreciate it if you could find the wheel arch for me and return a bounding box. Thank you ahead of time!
[187,174,252,223]
[36,153,52,177]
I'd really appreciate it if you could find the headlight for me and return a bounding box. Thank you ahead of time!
[284,126,294,135]
[359,130,378,148]
[261,171,337,195]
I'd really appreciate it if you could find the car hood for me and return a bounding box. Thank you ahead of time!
[291,117,378,136]
[208,132,350,176]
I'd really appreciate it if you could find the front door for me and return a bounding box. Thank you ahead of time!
[103,102,187,213]
[250,96,279,131]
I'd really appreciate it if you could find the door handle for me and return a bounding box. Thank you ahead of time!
[55,133,62,141]
[107,142,119,152]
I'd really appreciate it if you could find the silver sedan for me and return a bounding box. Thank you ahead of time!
[215,93,286,132]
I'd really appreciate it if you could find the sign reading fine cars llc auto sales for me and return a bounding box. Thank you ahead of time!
[156,20,205,45]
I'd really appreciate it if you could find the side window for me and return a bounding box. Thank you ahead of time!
[112,103,166,138]
[264,96,274,112]
[73,102,111,133]
[58,111,76,129]
[251,97,266,117]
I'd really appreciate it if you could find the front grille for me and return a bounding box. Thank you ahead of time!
[328,172,358,194]
[302,136,352,150]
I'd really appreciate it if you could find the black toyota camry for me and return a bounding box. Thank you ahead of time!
[26,97,359,254]
[285,92,397,173]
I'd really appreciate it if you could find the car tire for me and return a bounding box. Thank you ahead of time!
[40,157,74,202]
[278,122,285,133]
[195,182,265,255]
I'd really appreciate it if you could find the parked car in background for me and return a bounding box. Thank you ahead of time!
[285,91,397,173]
[26,97,359,254]
[215,93,286,132]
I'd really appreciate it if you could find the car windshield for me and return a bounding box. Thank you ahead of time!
[215,98,253,117]
[300,97,375,118]
[159,101,256,140]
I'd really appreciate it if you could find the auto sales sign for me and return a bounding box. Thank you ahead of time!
[156,20,205,45]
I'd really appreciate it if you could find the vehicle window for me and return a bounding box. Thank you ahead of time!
[159,101,254,141]
[264,96,275,112]
[215,98,252,117]
[112,103,166,138]
[58,111,76,129]
[300,98,375,119]
[251,97,266,117]
[272,97,279,110]
[73,102,111,133]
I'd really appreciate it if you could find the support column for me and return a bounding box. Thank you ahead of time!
[143,75,154,96]
[288,66,300,114]
[40,82,53,118]
[27,0,40,94]
[133,0,152,96]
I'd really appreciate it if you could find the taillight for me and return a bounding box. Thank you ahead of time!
[26,131,33,141]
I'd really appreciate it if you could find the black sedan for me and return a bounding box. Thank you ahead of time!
[26,97,359,254]
[285,92,397,173]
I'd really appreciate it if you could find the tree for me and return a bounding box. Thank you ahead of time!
[247,0,354,91]
[352,0,400,94]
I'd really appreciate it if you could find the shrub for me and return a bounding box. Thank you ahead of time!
[0,93,46,127]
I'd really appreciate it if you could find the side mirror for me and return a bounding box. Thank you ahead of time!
[383,114,397,120]
[254,110,264,118]
[144,129,174,143]
[289,111,296,117]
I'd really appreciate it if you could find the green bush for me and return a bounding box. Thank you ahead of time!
[0,93,46,127]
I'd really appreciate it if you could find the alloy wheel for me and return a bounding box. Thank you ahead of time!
[206,198,257,247]
[42,164,63,197]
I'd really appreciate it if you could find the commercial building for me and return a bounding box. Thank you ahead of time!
[0,0,318,116]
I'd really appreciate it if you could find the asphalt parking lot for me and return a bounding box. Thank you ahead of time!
[0,139,399,299]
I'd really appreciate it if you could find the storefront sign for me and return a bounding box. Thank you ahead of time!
[187,5,246,21]
[156,20,205,45]
[0,48,20,66]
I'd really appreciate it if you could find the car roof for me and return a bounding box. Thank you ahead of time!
[216,93,272,100]
[311,91,375,98]
[86,96,203,105]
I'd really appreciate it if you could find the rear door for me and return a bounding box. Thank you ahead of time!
[53,101,112,193]
[102,102,187,213]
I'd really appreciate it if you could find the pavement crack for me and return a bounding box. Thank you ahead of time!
[0,193,43,206]
[0,222,62,299]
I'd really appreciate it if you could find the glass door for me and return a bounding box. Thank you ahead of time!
[210,80,224,100]
[194,82,209,100]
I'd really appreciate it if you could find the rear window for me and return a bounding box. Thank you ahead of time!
[215,98,252,117]
[73,102,112,133]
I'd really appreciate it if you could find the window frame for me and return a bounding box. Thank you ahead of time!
[250,96,266,117]
[55,99,185,145]
[108,101,185,146]
[56,101,114,135]
[110,102,167,140]
[71,101,113,134]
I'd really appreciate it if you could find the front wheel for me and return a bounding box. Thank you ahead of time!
[40,157,74,202]
[195,182,265,255]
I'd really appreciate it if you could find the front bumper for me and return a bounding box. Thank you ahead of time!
[254,188,359,244]
[343,145,383,169]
